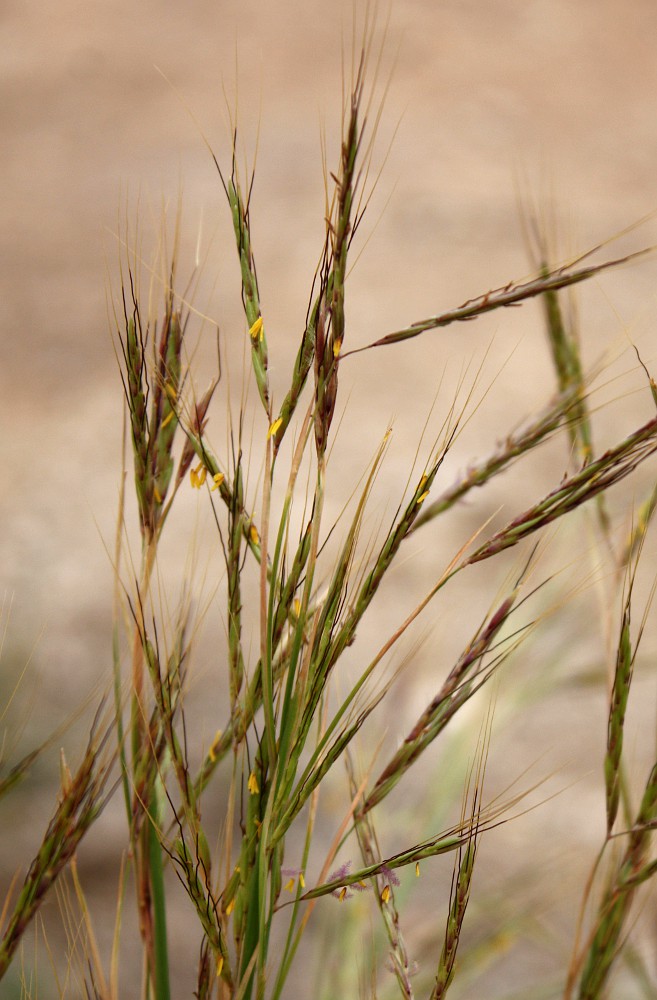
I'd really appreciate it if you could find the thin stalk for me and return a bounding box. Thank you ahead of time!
[148,790,171,1000]
[345,248,651,356]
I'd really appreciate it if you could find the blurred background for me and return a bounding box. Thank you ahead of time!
[3,0,657,996]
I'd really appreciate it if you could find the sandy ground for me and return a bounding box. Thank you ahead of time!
[3,1,657,996]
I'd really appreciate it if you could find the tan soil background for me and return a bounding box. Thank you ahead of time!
[4,1,657,997]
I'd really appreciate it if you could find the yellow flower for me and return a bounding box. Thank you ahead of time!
[247,771,259,795]
[268,417,283,439]
[249,316,264,341]
[210,472,225,492]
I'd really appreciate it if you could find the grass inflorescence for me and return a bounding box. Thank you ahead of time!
[4,22,657,1000]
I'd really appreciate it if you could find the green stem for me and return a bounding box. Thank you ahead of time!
[148,794,171,1000]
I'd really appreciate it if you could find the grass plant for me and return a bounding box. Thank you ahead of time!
[4,23,657,1000]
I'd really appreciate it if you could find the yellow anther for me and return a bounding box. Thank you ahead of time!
[190,463,207,489]
[284,878,295,893]
[381,885,390,903]
[268,417,283,439]
[249,525,259,545]
[332,338,342,358]
[161,409,175,429]
[225,898,235,916]
[208,730,222,762]
[210,472,225,492]
[249,316,264,341]
[247,771,259,795]
[338,887,347,902]
[417,491,430,505]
